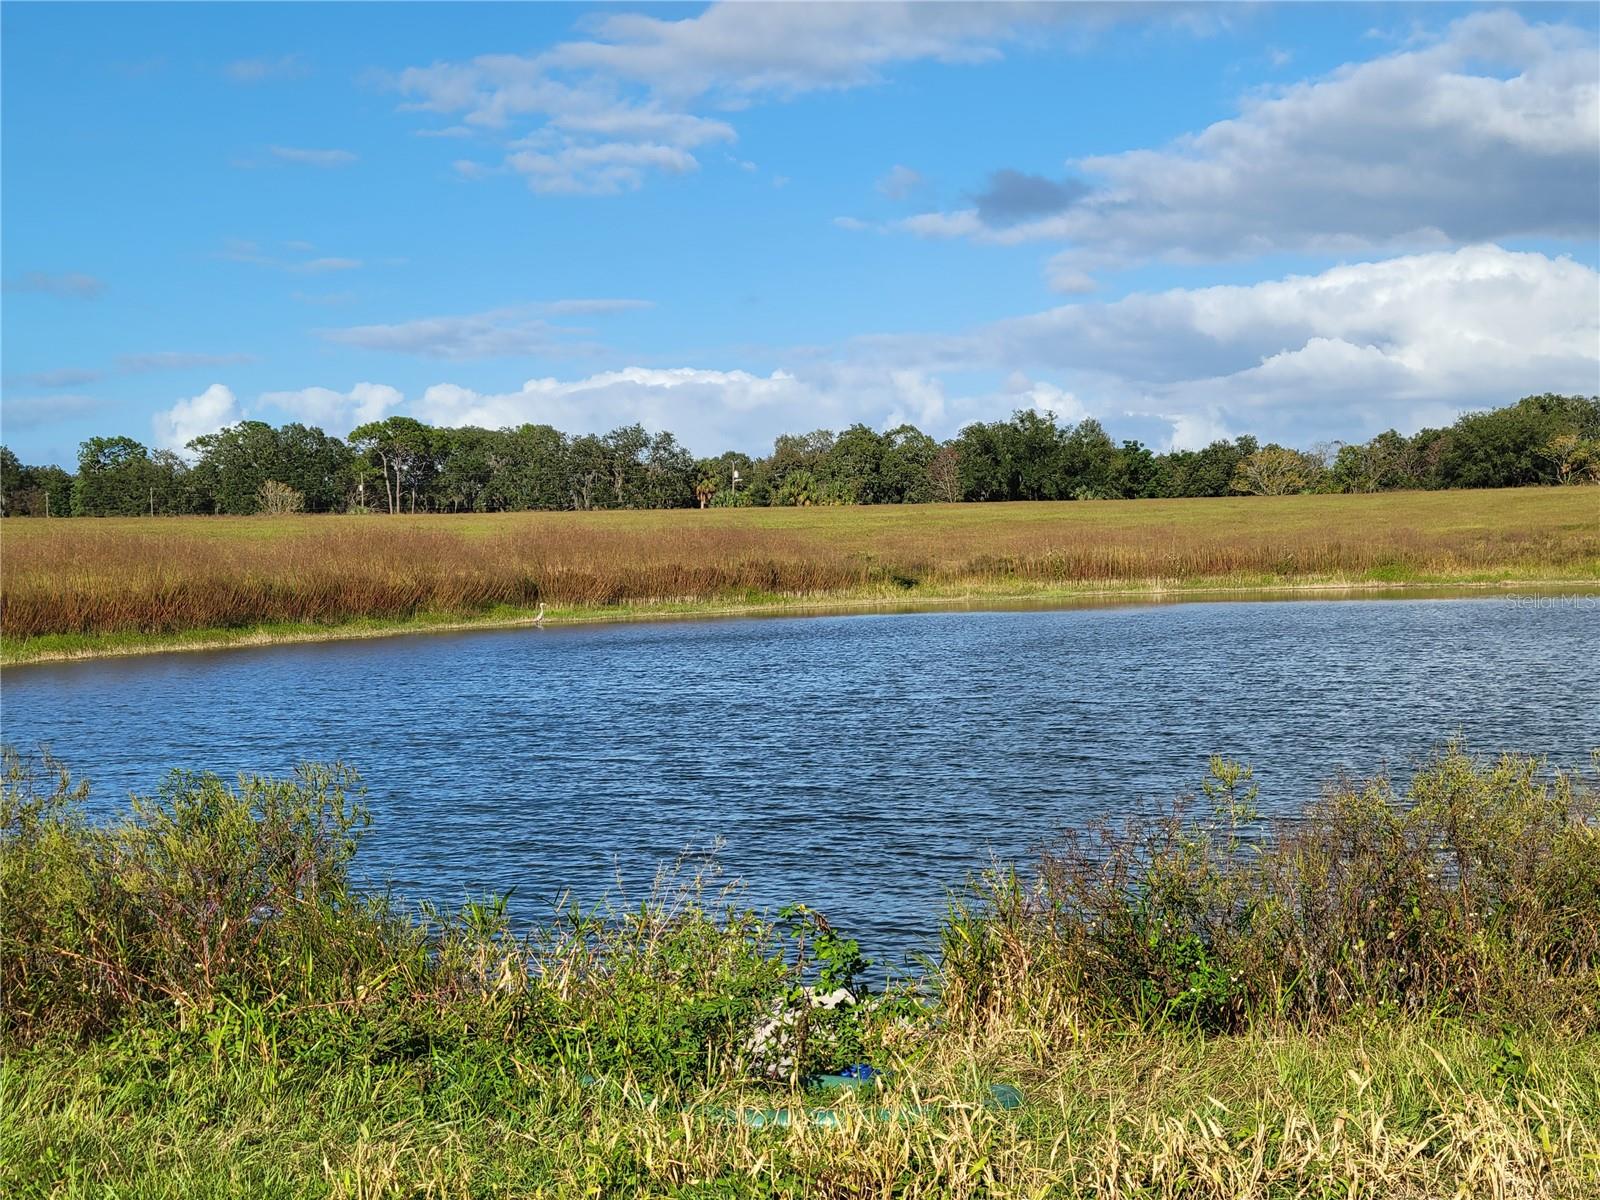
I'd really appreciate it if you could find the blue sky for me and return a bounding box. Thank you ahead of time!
[3,1,1597,466]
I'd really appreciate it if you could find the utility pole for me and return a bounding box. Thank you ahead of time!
[150,487,155,517]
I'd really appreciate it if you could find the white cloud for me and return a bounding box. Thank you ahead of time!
[505,139,699,194]
[128,247,1594,459]
[876,164,926,200]
[218,240,364,274]
[259,382,404,432]
[269,146,358,168]
[866,244,1600,448]
[3,271,105,299]
[226,54,308,84]
[322,301,649,359]
[328,245,1598,455]
[153,384,241,451]
[7,368,102,388]
[390,2,1184,196]
[899,11,1599,283]
[292,257,362,274]
[118,351,256,373]
[407,365,973,453]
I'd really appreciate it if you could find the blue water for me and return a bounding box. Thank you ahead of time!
[3,596,1596,969]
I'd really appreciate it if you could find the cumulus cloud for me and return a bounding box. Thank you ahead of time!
[3,271,106,299]
[269,145,358,167]
[322,301,649,359]
[259,382,404,431]
[970,169,1088,226]
[409,365,966,453]
[505,139,700,195]
[152,384,241,451]
[392,2,1181,195]
[866,244,1600,448]
[309,245,1596,455]
[901,11,1599,283]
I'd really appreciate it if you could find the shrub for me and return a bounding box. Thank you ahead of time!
[257,479,305,514]
[943,744,1600,1033]
[0,754,869,1086]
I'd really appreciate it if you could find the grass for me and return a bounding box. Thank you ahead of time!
[3,489,1597,663]
[3,742,1598,1197]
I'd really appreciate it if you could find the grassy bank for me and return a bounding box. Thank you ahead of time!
[3,488,1597,664]
[3,743,1597,1197]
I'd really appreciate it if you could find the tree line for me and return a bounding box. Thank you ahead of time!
[2,393,1595,517]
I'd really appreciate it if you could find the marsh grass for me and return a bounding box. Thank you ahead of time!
[3,742,1599,1197]
[3,490,1596,657]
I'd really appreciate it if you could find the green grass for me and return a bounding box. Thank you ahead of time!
[7,1014,1596,1198]
[3,743,1598,1197]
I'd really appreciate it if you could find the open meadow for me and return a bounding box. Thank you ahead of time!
[3,488,1597,663]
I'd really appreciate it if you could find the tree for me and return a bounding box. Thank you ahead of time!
[1002,409,1066,500]
[1059,418,1118,498]
[1108,440,1158,499]
[73,436,156,516]
[484,424,569,511]
[820,424,886,504]
[768,429,834,498]
[600,423,651,508]
[348,417,435,514]
[0,447,23,516]
[187,420,285,514]
[257,480,305,514]
[640,431,696,509]
[773,469,818,507]
[1539,432,1600,485]
[1436,394,1600,489]
[433,426,498,513]
[880,424,938,503]
[1231,445,1319,496]
[927,443,962,504]
[0,450,75,517]
[274,423,354,512]
[566,434,607,511]
[953,422,1007,501]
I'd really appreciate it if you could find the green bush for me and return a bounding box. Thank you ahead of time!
[0,752,869,1088]
[942,744,1600,1032]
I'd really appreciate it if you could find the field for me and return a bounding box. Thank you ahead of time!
[3,488,1597,663]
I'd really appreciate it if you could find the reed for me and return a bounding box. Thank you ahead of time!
[3,490,1596,654]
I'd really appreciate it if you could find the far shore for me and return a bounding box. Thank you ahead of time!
[6,573,1597,667]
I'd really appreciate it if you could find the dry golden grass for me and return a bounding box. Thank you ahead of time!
[3,489,1596,650]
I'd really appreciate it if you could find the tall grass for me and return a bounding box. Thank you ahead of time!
[3,741,1598,1196]
[3,489,1596,645]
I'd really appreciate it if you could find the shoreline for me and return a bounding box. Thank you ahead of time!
[6,572,1597,667]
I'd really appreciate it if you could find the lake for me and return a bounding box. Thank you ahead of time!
[3,595,1596,970]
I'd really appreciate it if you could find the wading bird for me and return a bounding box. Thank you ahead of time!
[533,602,546,626]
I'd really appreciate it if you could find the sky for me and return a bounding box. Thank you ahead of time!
[2,1,1597,467]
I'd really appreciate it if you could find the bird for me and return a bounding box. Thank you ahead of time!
[532,602,547,626]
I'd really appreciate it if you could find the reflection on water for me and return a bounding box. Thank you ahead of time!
[3,596,1596,967]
